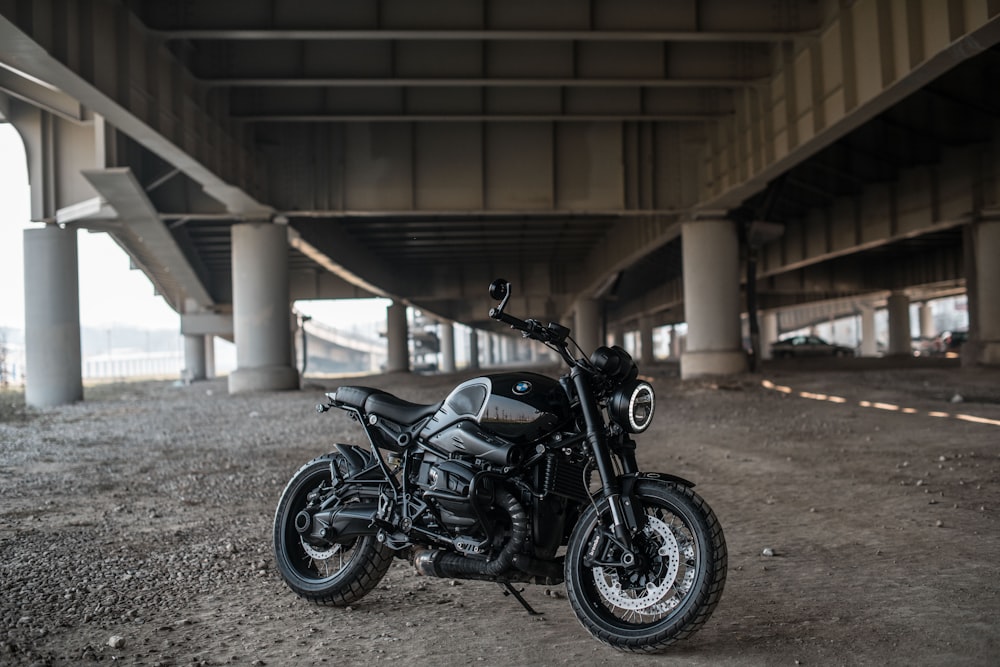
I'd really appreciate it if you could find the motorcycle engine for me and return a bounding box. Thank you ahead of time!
[415,455,482,533]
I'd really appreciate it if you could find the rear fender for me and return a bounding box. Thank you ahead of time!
[330,443,389,484]
[334,443,371,474]
[317,446,389,509]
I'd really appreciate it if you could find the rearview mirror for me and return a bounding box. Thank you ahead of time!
[489,278,509,301]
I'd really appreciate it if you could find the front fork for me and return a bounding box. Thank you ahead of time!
[571,368,644,562]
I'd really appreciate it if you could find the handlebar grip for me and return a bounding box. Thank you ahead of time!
[489,307,527,330]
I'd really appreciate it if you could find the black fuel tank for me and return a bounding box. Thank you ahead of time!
[480,373,572,441]
[420,372,572,446]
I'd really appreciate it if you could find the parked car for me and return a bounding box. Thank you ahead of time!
[770,335,854,359]
[931,330,967,356]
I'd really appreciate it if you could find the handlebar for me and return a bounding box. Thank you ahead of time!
[489,307,568,345]
[488,307,527,330]
[487,278,572,361]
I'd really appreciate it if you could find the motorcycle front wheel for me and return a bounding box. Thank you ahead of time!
[273,455,393,605]
[565,479,727,652]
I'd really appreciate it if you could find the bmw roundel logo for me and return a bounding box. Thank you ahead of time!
[512,380,532,395]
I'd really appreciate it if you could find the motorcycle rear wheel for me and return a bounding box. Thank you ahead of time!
[273,455,392,605]
[565,479,727,652]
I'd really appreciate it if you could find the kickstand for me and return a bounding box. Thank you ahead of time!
[499,582,542,616]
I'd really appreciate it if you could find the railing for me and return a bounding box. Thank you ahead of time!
[82,351,185,380]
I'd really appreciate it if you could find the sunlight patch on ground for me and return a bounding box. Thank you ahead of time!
[760,379,1000,428]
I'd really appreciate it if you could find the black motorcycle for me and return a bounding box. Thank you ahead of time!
[273,279,727,651]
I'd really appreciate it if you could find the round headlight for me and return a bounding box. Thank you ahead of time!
[609,380,655,433]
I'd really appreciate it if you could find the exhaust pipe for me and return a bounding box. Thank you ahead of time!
[414,489,527,579]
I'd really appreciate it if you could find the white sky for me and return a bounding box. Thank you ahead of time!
[0,123,388,333]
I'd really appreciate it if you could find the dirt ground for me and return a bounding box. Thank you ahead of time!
[1,358,998,666]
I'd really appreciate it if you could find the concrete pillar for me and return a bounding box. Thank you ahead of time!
[183,334,207,381]
[973,220,1000,364]
[639,315,655,365]
[574,298,601,356]
[439,321,456,373]
[23,225,83,407]
[669,325,681,358]
[503,336,516,365]
[886,292,911,356]
[386,301,409,372]
[204,336,216,379]
[761,311,778,360]
[859,304,878,357]
[228,222,299,393]
[919,303,935,341]
[680,219,747,378]
[467,329,480,370]
[610,324,625,348]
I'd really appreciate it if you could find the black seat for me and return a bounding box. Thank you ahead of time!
[366,393,442,425]
[334,386,441,425]
[333,386,385,411]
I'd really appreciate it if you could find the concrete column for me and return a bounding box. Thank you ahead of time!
[439,321,456,373]
[886,292,911,356]
[761,311,778,360]
[639,315,655,365]
[504,336,516,365]
[859,304,878,357]
[680,219,747,378]
[183,334,207,382]
[204,336,216,379]
[23,225,83,407]
[973,219,1000,364]
[669,325,681,358]
[574,298,601,356]
[467,329,480,370]
[228,222,299,393]
[386,301,409,373]
[610,325,625,348]
[919,303,935,341]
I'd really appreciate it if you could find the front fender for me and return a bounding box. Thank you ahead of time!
[623,471,695,489]
[618,472,695,533]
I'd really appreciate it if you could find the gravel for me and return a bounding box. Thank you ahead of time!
[1,363,999,665]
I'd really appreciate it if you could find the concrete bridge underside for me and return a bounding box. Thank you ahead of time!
[1,0,999,405]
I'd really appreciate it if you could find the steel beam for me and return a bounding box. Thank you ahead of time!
[82,168,215,310]
[156,30,813,42]
[203,77,760,88]
[697,1,1000,211]
[0,9,268,217]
